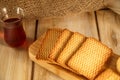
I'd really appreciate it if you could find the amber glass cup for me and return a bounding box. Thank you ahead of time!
[0,7,26,47]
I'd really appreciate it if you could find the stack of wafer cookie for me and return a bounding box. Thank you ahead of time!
[36,28,120,80]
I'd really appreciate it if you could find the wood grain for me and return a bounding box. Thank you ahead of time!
[96,10,120,74]
[0,19,36,80]
[96,10,120,55]
[29,33,120,80]
[1,9,120,80]
[37,12,98,39]
[33,12,98,80]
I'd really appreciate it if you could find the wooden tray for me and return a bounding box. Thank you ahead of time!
[29,37,120,80]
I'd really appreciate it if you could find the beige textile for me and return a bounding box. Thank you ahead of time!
[0,0,104,18]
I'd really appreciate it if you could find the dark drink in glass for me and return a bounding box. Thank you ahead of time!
[0,7,26,47]
[4,18,26,47]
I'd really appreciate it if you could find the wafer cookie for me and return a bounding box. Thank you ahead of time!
[57,32,85,66]
[36,28,62,60]
[95,69,120,80]
[49,29,72,61]
[68,37,112,79]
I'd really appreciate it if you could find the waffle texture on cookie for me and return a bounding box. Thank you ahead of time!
[49,29,72,60]
[36,28,62,59]
[68,37,112,79]
[57,32,85,66]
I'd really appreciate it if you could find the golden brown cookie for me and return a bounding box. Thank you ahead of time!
[68,37,112,79]
[36,28,62,60]
[57,32,85,67]
[117,57,120,73]
[49,29,72,61]
[95,69,120,80]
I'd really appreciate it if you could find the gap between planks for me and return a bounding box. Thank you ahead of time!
[31,20,39,80]
[94,11,101,41]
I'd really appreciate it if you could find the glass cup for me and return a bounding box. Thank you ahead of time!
[0,7,26,47]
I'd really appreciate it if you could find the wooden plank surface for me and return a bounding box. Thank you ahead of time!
[96,10,120,55]
[0,19,36,80]
[1,9,119,80]
[33,12,98,80]
[37,13,98,38]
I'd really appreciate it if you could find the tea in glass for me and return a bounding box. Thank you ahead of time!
[0,7,26,47]
[4,18,26,47]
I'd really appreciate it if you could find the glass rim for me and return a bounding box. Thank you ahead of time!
[5,17,22,24]
[1,7,24,14]
[3,18,23,29]
[0,7,24,23]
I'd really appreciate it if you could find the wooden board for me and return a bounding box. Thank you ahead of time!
[29,32,120,80]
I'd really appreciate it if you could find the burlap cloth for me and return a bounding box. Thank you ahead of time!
[0,0,119,19]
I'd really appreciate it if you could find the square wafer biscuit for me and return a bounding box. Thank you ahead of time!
[36,28,62,60]
[49,29,72,61]
[95,69,120,80]
[57,32,85,66]
[68,37,112,79]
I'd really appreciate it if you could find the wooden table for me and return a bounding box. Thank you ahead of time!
[0,10,120,80]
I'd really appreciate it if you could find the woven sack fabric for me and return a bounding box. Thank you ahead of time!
[0,0,109,18]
